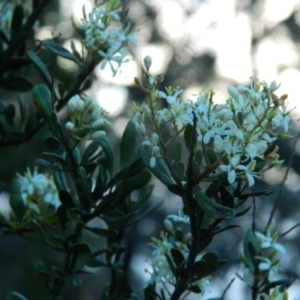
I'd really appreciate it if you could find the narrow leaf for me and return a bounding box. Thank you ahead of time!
[41,40,79,63]
[27,50,52,85]
[120,120,138,168]
[193,187,235,219]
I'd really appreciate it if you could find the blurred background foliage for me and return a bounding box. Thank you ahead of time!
[1,0,300,299]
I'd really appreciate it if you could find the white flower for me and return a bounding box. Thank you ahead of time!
[17,168,60,211]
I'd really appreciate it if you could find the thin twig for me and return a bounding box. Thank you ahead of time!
[265,127,300,232]
[220,278,235,300]
[280,221,300,237]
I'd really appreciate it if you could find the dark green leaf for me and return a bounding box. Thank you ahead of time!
[9,193,26,222]
[72,276,82,286]
[84,226,118,237]
[243,228,260,273]
[5,105,15,123]
[78,166,94,207]
[184,124,194,152]
[172,160,186,181]
[206,148,217,164]
[171,142,182,163]
[11,5,24,39]
[41,40,79,63]
[188,286,201,293]
[193,187,235,219]
[27,50,52,85]
[129,200,162,225]
[203,252,219,266]
[59,190,73,207]
[235,206,251,217]
[133,185,154,209]
[98,138,114,176]
[120,120,138,168]
[48,111,60,136]
[0,211,11,227]
[139,143,174,186]
[17,95,26,126]
[1,77,32,92]
[144,283,156,300]
[35,158,57,170]
[254,158,266,172]
[70,243,92,272]
[32,84,52,121]
[171,248,185,269]
[130,293,140,300]
[5,292,27,300]
[81,141,100,165]
[195,149,203,165]
[45,137,61,152]
[205,180,221,198]
[57,206,67,231]
[168,184,184,196]
[220,186,234,208]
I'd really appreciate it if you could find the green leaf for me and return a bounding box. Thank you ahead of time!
[71,276,82,286]
[144,283,156,300]
[170,248,185,269]
[205,180,221,198]
[78,166,94,207]
[184,124,194,152]
[120,120,138,168]
[11,5,24,39]
[32,84,53,121]
[193,187,235,219]
[17,95,26,126]
[206,148,217,164]
[45,137,61,152]
[220,186,234,208]
[168,184,184,196]
[5,292,28,300]
[81,141,101,165]
[188,286,201,293]
[48,111,60,136]
[1,77,33,92]
[59,190,73,207]
[243,228,260,273]
[27,50,52,85]
[5,105,15,123]
[129,200,162,225]
[98,138,114,176]
[0,211,11,227]
[41,40,79,63]
[139,143,174,186]
[195,149,203,165]
[70,243,92,272]
[9,194,26,221]
[171,142,182,163]
[84,227,118,237]
[133,185,154,210]
[172,160,186,181]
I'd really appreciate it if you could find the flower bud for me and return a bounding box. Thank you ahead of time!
[67,100,76,113]
[65,121,75,131]
[135,122,146,135]
[92,119,105,129]
[143,55,152,71]
[91,130,106,140]
[164,219,174,233]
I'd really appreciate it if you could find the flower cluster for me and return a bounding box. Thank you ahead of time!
[238,229,285,287]
[132,57,293,187]
[146,210,211,297]
[65,94,110,140]
[17,168,60,213]
[82,5,137,75]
